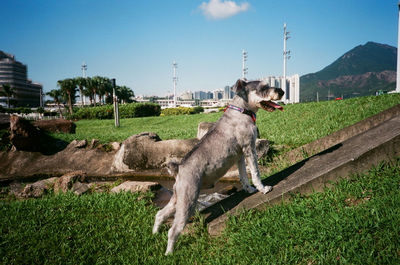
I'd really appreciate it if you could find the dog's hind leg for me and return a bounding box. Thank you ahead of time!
[237,155,257,193]
[153,188,177,234]
[165,183,198,255]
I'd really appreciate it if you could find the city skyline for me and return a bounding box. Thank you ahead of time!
[1,0,398,96]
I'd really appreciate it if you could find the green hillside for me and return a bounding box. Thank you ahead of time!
[301,42,397,102]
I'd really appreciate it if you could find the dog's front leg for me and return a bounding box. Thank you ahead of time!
[237,155,257,193]
[243,146,272,194]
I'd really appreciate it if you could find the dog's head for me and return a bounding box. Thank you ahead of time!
[231,79,284,112]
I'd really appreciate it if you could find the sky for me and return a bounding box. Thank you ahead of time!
[1,0,399,97]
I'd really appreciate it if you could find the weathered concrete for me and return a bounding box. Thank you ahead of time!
[205,115,400,235]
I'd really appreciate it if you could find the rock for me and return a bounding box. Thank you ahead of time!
[22,177,58,198]
[112,132,198,172]
[8,181,24,198]
[89,139,99,149]
[72,182,90,196]
[111,181,161,193]
[9,115,43,152]
[9,115,68,154]
[152,187,173,208]
[197,122,215,139]
[33,119,76,134]
[111,142,120,151]
[54,171,87,194]
[68,139,87,149]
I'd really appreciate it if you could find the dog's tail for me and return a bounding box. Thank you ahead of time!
[166,161,179,177]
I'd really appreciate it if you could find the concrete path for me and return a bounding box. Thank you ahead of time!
[204,115,400,235]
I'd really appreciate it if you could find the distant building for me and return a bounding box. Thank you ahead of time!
[194,91,207,100]
[213,89,223,100]
[0,51,42,107]
[262,74,300,103]
[180,91,193,100]
[223,85,234,100]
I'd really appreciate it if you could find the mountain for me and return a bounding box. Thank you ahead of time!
[300,42,397,102]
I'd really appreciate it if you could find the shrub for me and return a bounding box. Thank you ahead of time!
[71,103,161,120]
[161,106,204,116]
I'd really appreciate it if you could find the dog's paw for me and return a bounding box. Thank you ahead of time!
[260,185,273,194]
[244,186,257,194]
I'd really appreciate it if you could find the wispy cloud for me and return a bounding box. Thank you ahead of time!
[198,0,250,20]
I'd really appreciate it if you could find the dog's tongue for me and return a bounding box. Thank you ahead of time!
[265,101,283,111]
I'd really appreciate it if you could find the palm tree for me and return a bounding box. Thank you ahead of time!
[75,77,86,106]
[46,89,63,118]
[0,84,15,108]
[57,78,77,114]
[86,77,98,106]
[116,86,135,104]
[83,84,94,106]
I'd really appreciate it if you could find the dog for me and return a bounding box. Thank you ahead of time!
[153,79,284,255]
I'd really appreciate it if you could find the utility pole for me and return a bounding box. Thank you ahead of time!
[242,50,248,79]
[396,1,400,92]
[81,62,87,105]
[112,78,120,127]
[283,23,291,103]
[173,61,178,108]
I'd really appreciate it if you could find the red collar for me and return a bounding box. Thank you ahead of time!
[224,104,256,123]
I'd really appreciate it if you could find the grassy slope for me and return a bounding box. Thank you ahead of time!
[1,159,399,264]
[53,94,400,151]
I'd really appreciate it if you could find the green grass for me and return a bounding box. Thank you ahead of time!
[1,158,400,264]
[52,94,400,149]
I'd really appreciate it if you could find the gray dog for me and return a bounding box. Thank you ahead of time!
[153,79,284,255]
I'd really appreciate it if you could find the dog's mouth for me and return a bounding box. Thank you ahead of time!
[260,101,283,112]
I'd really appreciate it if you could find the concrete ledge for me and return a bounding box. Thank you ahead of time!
[205,115,400,235]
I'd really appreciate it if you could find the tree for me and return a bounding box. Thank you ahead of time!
[0,84,15,108]
[86,77,98,106]
[57,78,77,114]
[46,89,63,118]
[75,77,86,106]
[116,86,135,103]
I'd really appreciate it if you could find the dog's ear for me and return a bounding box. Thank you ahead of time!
[231,79,247,93]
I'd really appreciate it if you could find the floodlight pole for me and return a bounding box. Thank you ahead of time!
[112,78,120,127]
[283,23,290,103]
[81,62,87,105]
[242,50,248,79]
[173,61,178,108]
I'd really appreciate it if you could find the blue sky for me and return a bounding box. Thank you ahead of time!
[1,0,398,96]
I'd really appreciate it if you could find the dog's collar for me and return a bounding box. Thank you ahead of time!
[224,104,256,123]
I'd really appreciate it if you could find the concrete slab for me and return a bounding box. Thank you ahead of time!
[204,115,400,235]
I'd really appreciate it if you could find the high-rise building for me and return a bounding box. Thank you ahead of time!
[0,51,42,107]
[261,74,300,103]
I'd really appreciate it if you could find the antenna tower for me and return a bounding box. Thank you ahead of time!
[242,50,248,79]
[283,23,291,102]
[173,61,178,108]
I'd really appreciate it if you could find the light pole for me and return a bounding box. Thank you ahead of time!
[173,61,178,108]
[396,2,400,92]
[283,23,291,103]
[112,78,120,127]
[242,50,248,79]
[81,62,87,105]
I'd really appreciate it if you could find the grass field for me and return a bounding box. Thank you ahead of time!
[2,94,399,264]
[1,158,399,264]
[52,94,400,152]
